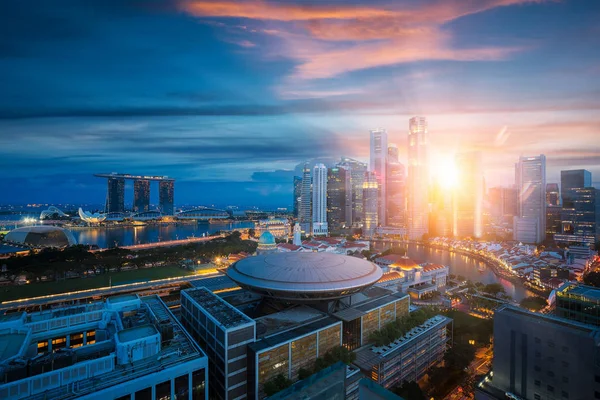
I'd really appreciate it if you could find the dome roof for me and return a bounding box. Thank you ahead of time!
[258,231,275,245]
[390,256,421,271]
[4,226,77,248]
[227,252,383,302]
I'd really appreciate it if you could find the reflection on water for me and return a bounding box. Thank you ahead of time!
[70,221,254,249]
[377,243,534,301]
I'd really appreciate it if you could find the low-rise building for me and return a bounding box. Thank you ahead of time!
[552,282,600,326]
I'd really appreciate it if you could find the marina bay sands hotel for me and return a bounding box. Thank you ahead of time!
[94,173,175,215]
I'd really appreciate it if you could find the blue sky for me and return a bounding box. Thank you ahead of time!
[0,0,599,208]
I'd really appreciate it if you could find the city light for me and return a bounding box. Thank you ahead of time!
[432,156,459,189]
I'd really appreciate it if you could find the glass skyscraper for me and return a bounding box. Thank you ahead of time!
[312,163,328,236]
[561,169,592,206]
[370,129,388,226]
[133,179,150,213]
[514,155,546,243]
[106,177,125,213]
[159,180,175,215]
[408,116,429,240]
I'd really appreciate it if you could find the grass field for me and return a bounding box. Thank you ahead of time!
[0,266,194,303]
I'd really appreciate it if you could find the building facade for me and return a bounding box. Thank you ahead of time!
[159,180,175,215]
[454,152,483,238]
[559,187,600,247]
[133,179,150,213]
[407,117,429,240]
[561,169,592,206]
[370,129,388,226]
[546,183,560,206]
[312,163,328,236]
[514,155,547,243]
[107,177,125,213]
[327,166,350,231]
[554,282,600,327]
[386,145,406,229]
[339,157,368,226]
[299,163,312,234]
[293,176,302,219]
[363,171,379,237]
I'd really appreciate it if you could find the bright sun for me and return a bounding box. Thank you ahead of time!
[433,157,459,189]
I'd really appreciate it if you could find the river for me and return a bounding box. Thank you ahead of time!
[69,221,255,249]
[389,243,534,301]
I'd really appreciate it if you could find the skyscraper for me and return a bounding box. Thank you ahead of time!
[370,129,388,226]
[561,169,592,206]
[106,177,125,213]
[386,144,406,228]
[453,152,483,238]
[363,171,379,237]
[133,179,150,213]
[293,176,302,218]
[407,116,429,240]
[559,187,600,246]
[159,180,174,215]
[339,157,367,225]
[327,166,349,231]
[312,163,328,236]
[299,163,312,234]
[514,155,546,243]
[546,183,560,206]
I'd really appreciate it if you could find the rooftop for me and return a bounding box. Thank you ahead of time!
[255,306,325,338]
[184,287,253,329]
[557,282,600,302]
[117,324,158,343]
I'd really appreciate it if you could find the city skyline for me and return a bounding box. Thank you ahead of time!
[1,0,600,207]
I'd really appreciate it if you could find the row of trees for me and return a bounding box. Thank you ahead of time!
[369,307,440,347]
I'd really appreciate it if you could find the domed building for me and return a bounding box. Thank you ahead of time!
[4,226,77,248]
[256,231,276,254]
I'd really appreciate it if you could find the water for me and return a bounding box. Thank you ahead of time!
[386,243,534,301]
[69,221,255,249]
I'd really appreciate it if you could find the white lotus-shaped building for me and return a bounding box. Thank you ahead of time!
[78,208,107,224]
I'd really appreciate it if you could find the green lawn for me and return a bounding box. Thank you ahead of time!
[0,266,194,303]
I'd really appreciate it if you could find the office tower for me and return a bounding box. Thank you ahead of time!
[546,183,560,206]
[327,166,349,231]
[554,282,600,326]
[546,205,562,236]
[0,294,209,400]
[293,176,302,218]
[133,179,151,213]
[407,116,429,240]
[503,187,518,218]
[299,163,312,234]
[312,163,328,236]
[363,171,379,237]
[453,152,484,238]
[477,305,600,400]
[159,180,175,215]
[514,155,546,243]
[386,144,406,228]
[370,129,388,226]
[429,180,452,237]
[106,177,125,213]
[339,157,368,225]
[558,187,600,246]
[181,288,256,400]
[561,169,592,206]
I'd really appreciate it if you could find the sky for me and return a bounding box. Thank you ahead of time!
[0,0,599,208]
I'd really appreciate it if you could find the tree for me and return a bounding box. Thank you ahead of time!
[393,381,425,400]
[263,374,292,397]
[457,275,466,282]
[520,296,547,311]
[248,228,256,238]
[584,271,600,288]
[482,283,505,296]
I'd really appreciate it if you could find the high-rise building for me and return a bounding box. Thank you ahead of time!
[133,179,151,213]
[386,144,406,228]
[476,305,600,400]
[554,282,600,327]
[429,180,452,237]
[159,180,175,215]
[293,176,302,218]
[561,169,592,206]
[106,177,125,213]
[514,155,546,243]
[453,152,484,238]
[546,183,560,206]
[503,186,518,218]
[339,157,367,225]
[558,187,600,246]
[327,166,349,231]
[370,129,388,226]
[312,163,328,236]
[407,116,429,240]
[299,163,312,234]
[363,171,379,237]
[546,205,562,236]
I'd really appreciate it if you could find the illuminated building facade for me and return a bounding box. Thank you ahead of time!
[299,163,312,234]
[159,180,175,215]
[312,163,328,236]
[514,155,546,243]
[453,152,483,238]
[293,176,302,218]
[327,166,350,230]
[133,179,150,213]
[407,116,429,240]
[546,205,562,236]
[561,169,592,206]
[559,187,600,246]
[363,171,379,237]
[370,129,388,226]
[386,144,406,228]
[546,183,560,206]
[338,157,368,226]
[107,177,125,213]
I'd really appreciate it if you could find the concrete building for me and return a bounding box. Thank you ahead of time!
[354,315,452,389]
[0,294,208,400]
[300,163,312,234]
[312,163,329,236]
[476,305,600,400]
[339,157,368,226]
[255,218,289,239]
[514,155,546,243]
[454,152,484,238]
[363,171,379,237]
[370,129,388,226]
[374,255,448,297]
[407,117,429,240]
